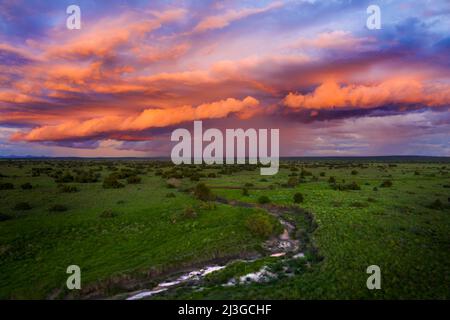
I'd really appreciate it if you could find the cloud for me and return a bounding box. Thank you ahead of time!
[192,1,284,33]
[291,30,375,50]
[12,96,259,142]
[283,79,450,110]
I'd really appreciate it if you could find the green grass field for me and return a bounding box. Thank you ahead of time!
[0,159,449,299]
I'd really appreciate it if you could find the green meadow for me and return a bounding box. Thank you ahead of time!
[0,158,449,299]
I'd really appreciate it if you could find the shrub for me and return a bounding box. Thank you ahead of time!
[245,212,275,238]
[320,172,325,177]
[0,213,12,222]
[166,178,181,189]
[331,181,360,191]
[293,192,304,203]
[428,199,444,210]
[380,180,393,188]
[194,183,214,201]
[258,195,271,204]
[49,204,68,212]
[0,183,14,190]
[351,170,358,175]
[242,188,249,196]
[373,187,378,191]
[59,185,78,193]
[103,175,124,189]
[21,182,32,190]
[56,173,74,183]
[190,174,200,182]
[300,169,312,177]
[127,175,141,184]
[347,181,361,190]
[328,176,336,184]
[244,182,254,187]
[99,210,118,218]
[74,170,99,183]
[166,192,176,198]
[183,206,197,219]
[14,202,31,210]
[287,177,299,188]
[199,202,216,210]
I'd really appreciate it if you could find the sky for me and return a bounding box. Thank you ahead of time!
[0,0,449,157]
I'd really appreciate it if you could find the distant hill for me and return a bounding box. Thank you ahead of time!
[0,155,449,163]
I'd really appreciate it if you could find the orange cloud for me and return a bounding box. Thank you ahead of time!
[44,9,186,60]
[12,96,259,142]
[192,1,284,33]
[283,79,450,109]
[292,31,374,50]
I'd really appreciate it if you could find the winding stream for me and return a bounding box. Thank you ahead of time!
[124,199,303,300]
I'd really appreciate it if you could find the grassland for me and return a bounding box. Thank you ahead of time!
[0,158,449,299]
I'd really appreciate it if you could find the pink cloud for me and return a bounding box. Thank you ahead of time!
[283,79,450,109]
[12,96,259,142]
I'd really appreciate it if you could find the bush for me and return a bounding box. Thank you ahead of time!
[103,175,124,189]
[0,213,12,222]
[245,212,275,238]
[183,206,197,219]
[59,185,78,193]
[380,180,393,188]
[99,210,118,218]
[166,192,176,198]
[428,199,444,210]
[14,202,31,210]
[74,170,99,183]
[21,182,32,190]
[127,175,141,184]
[328,176,336,184]
[49,204,68,212]
[194,183,214,201]
[287,177,299,188]
[56,173,74,183]
[166,178,181,189]
[331,181,361,191]
[199,202,216,210]
[258,195,271,204]
[351,170,358,175]
[347,181,361,190]
[293,192,304,203]
[190,174,200,182]
[242,188,249,196]
[0,183,14,190]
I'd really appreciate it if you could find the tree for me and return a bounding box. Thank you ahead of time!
[293,192,304,203]
[194,183,215,201]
